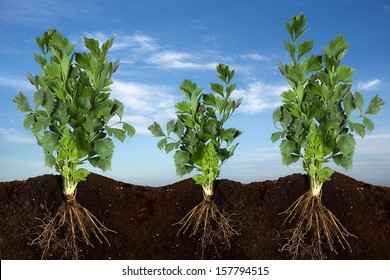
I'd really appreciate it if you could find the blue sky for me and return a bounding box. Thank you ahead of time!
[0,0,389,186]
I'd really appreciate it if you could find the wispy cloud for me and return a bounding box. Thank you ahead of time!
[147,50,218,70]
[234,81,288,114]
[384,5,390,11]
[84,32,158,53]
[111,80,177,134]
[0,74,34,92]
[0,128,35,144]
[240,52,269,62]
[357,78,381,90]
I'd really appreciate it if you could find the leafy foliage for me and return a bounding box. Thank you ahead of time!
[13,29,135,191]
[148,64,242,191]
[272,13,385,184]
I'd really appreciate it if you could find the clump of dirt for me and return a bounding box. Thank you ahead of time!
[0,172,389,259]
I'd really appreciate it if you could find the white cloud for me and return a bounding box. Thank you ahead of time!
[240,52,269,62]
[357,79,381,90]
[384,5,390,11]
[111,80,178,134]
[147,51,218,70]
[0,128,35,144]
[84,32,158,53]
[234,81,288,114]
[0,75,34,92]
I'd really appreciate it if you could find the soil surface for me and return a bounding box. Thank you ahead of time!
[0,172,389,259]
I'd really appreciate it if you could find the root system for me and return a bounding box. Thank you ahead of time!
[279,190,357,259]
[174,196,238,259]
[31,198,115,259]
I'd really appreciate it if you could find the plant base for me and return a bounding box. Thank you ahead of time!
[31,197,115,259]
[279,190,357,259]
[174,196,238,259]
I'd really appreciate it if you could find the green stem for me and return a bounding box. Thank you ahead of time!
[310,176,323,197]
[202,181,214,199]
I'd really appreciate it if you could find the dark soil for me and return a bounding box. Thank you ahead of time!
[0,172,389,259]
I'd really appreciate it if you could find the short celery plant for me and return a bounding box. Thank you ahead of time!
[13,29,135,259]
[149,63,242,258]
[272,14,384,259]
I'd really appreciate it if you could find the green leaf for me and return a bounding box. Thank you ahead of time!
[84,37,99,51]
[344,92,355,117]
[34,89,44,109]
[354,91,364,113]
[165,142,179,154]
[318,167,334,182]
[92,138,114,171]
[272,107,282,126]
[41,131,59,153]
[210,82,224,96]
[166,119,175,135]
[280,139,299,165]
[122,122,136,138]
[271,131,285,143]
[298,40,313,60]
[106,127,126,142]
[174,150,191,177]
[363,117,374,133]
[336,133,356,169]
[13,92,32,113]
[365,94,385,115]
[190,92,200,113]
[175,100,191,113]
[148,122,166,137]
[354,123,366,138]
[157,138,167,150]
[284,41,296,61]
[72,168,90,182]
[26,72,36,87]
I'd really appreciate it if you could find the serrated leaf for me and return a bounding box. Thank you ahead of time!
[157,138,167,150]
[106,127,126,142]
[298,40,313,60]
[92,138,114,171]
[166,119,175,135]
[84,37,99,51]
[271,131,285,143]
[41,131,59,153]
[72,168,90,182]
[174,120,185,138]
[174,150,191,177]
[175,100,191,113]
[284,41,296,61]
[365,94,385,115]
[165,142,179,154]
[318,167,334,182]
[344,92,355,117]
[13,92,32,113]
[336,134,356,169]
[363,117,374,133]
[122,122,135,138]
[210,82,224,96]
[23,114,35,130]
[354,91,364,113]
[34,89,44,109]
[272,108,282,126]
[354,123,366,138]
[148,122,165,137]
[280,139,299,165]
[203,93,216,106]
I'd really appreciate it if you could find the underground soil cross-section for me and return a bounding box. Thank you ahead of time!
[0,172,389,259]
